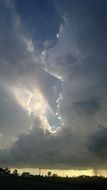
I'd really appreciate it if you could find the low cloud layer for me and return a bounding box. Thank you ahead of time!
[0,117,97,169]
[0,0,107,169]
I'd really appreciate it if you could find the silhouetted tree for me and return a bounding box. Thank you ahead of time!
[47,171,51,177]
[4,167,10,175]
[0,168,6,176]
[52,173,58,177]
[22,172,30,177]
[13,169,18,176]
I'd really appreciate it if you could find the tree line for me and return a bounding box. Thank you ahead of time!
[0,167,107,187]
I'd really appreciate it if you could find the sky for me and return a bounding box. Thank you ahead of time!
[0,0,107,174]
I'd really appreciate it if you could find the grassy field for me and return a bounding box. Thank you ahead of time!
[0,176,107,190]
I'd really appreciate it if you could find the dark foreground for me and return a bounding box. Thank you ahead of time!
[0,176,107,190]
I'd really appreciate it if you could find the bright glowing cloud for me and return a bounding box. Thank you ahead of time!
[10,86,49,116]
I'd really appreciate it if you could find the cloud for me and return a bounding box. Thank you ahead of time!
[0,83,30,148]
[45,0,107,134]
[37,0,107,168]
[15,0,61,49]
[0,117,96,169]
[88,126,107,162]
[0,1,62,146]
[0,0,107,170]
[73,97,101,115]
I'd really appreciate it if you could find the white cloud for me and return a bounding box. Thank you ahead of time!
[0,1,62,146]
[0,0,107,170]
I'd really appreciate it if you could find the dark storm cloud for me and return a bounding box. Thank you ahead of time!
[88,126,107,160]
[47,0,107,78]
[47,0,107,121]
[0,117,96,169]
[73,98,101,115]
[42,0,107,168]
[0,0,107,170]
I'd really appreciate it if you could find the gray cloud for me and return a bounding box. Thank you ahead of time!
[88,126,107,161]
[46,0,107,132]
[0,117,96,169]
[73,98,101,115]
[0,1,62,146]
[0,0,107,170]
[0,83,31,148]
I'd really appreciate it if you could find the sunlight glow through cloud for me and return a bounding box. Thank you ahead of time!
[10,85,61,133]
[10,86,48,115]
